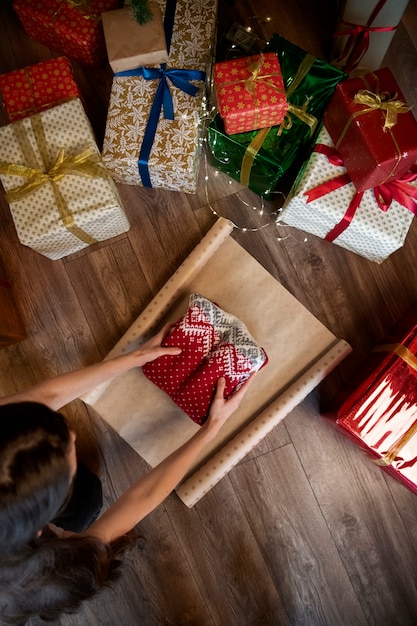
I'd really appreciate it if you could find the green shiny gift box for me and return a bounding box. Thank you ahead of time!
[208,34,346,199]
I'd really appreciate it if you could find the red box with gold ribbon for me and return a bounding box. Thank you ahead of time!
[13,0,120,67]
[335,306,417,495]
[213,52,289,135]
[0,57,84,122]
[324,67,417,192]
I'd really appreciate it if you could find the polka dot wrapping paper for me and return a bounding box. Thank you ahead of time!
[280,125,416,263]
[142,294,268,424]
[0,98,130,260]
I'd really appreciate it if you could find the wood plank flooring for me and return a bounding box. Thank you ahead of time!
[1,0,417,624]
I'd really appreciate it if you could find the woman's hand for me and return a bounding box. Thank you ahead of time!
[127,323,181,367]
[203,374,256,436]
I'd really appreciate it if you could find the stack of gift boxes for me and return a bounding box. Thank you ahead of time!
[1,0,417,492]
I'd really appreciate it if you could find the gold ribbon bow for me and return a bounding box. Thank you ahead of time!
[244,55,264,96]
[353,89,410,131]
[0,115,110,246]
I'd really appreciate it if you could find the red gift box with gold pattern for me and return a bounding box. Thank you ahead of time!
[324,67,417,192]
[0,57,84,122]
[213,52,288,135]
[13,0,120,67]
[335,306,417,495]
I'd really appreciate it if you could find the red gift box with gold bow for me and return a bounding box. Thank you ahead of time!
[13,0,120,67]
[213,52,289,135]
[324,67,417,192]
[0,57,84,122]
[335,306,417,495]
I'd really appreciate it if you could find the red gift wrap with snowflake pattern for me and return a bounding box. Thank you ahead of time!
[336,307,417,494]
[142,294,268,425]
[0,57,84,122]
[13,0,120,67]
[213,52,288,135]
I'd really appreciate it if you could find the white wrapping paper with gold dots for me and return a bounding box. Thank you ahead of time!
[0,98,129,260]
[280,125,415,264]
[101,0,217,192]
[81,218,351,507]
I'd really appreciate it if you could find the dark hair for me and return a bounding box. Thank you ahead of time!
[0,402,133,624]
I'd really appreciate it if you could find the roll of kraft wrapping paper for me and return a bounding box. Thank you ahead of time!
[81,218,351,507]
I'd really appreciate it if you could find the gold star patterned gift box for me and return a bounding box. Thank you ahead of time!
[280,125,417,263]
[0,98,130,260]
[213,52,288,135]
[101,0,217,193]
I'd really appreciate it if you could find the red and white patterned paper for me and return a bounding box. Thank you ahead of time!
[142,294,268,424]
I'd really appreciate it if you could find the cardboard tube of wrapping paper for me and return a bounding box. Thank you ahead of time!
[82,217,351,507]
[372,342,417,466]
[176,339,350,507]
[81,217,235,405]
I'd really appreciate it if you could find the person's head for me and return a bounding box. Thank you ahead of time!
[0,402,76,555]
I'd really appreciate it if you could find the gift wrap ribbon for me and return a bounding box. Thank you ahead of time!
[215,53,287,130]
[0,114,111,245]
[116,0,205,188]
[304,142,417,241]
[52,0,100,22]
[371,342,417,466]
[333,0,398,73]
[240,53,318,188]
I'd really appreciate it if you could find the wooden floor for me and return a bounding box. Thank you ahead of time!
[1,0,417,624]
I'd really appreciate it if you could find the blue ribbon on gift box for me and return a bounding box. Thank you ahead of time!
[116,0,206,188]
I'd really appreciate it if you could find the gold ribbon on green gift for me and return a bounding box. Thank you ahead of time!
[371,342,417,466]
[240,53,318,187]
[0,114,110,246]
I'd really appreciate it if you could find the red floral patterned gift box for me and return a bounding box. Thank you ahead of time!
[13,0,120,67]
[335,307,417,495]
[0,57,84,122]
[324,67,417,192]
[213,52,288,135]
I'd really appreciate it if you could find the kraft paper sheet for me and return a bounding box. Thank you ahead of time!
[82,218,351,507]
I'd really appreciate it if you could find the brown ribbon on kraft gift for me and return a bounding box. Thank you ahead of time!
[370,343,417,466]
[240,53,318,188]
[335,73,411,183]
[0,114,111,245]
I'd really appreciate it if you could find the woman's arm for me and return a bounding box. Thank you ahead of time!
[0,325,180,411]
[82,375,255,544]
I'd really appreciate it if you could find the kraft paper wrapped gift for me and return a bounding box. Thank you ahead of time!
[13,0,120,67]
[324,67,417,192]
[0,98,130,260]
[335,306,417,495]
[208,34,346,199]
[101,0,217,193]
[280,125,417,263]
[102,3,169,73]
[331,0,410,74]
[0,57,84,122]
[213,52,288,135]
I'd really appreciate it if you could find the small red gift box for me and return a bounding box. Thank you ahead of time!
[13,0,120,67]
[324,67,417,192]
[213,52,288,135]
[335,306,417,495]
[0,57,84,122]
